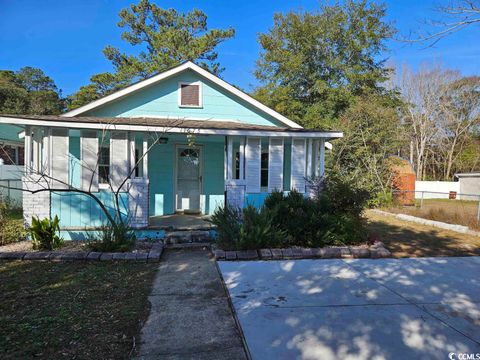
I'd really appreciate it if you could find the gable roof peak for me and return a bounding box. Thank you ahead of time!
[63,61,302,129]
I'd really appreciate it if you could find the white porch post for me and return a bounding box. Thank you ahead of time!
[239,136,245,180]
[24,126,31,174]
[225,136,246,209]
[268,137,284,192]
[319,139,325,177]
[129,133,136,177]
[291,138,307,193]
[226,136,233,180]
[143,134,149,179]
[306,138,313,178]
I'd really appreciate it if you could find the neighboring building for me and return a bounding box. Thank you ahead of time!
[0,124,25,205]
[388,156,415,205]
[0,61,342,238]
[454,173,480,200]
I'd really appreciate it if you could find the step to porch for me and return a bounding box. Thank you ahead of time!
[164,230,213,245]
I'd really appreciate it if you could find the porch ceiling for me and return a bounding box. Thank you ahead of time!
[0,114,343,139]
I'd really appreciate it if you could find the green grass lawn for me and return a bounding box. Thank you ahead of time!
[0,261,158,359]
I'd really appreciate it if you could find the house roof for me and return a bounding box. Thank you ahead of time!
[0,114,343,139]
[62,61,303,129]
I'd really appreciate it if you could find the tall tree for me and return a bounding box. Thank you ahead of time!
[68,0,235,110]
[401,0,480,45]
[438,76,480,179]
[0,67,63,115]
[333,93,404,202]
[254,0,395,129]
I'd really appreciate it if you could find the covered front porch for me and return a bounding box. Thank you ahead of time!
[1,115,342,235]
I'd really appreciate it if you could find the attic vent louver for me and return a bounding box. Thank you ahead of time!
[180,83,201,107]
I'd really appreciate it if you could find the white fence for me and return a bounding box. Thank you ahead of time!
[415,181,460,199]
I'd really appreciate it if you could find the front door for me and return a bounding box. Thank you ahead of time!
[176,146,202,213]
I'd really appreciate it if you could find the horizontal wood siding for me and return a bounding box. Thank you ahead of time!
[84,70,284,127]
[51,190,128,228]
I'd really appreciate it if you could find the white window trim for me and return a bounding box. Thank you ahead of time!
[97,141,110,188]
[178,81,203,108]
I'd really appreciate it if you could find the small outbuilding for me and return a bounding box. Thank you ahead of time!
[388,156,416,206]
[454,173,480,200]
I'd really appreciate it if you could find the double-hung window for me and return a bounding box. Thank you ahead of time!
[98,144,110,184]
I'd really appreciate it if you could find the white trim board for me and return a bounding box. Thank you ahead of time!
[0,117,343,139]
[62,61,302,129]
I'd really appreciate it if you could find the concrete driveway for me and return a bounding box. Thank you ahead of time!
[219,257,480,360]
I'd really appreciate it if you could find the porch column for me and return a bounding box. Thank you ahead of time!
[225,136,246,209]
[306,138,313,178]
[50,128,69,188]
[245,137,261,193]
[268,137,284,192]
[319,139,325,177]
[24,126,31,174]
[239,137,245,181]
[128,132,149,229]
[23,126,52,226]
[291,138,306,193]
[143,133,149,179]
[80,130,99,192]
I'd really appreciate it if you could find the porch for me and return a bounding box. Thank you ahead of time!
[5,115,341,233]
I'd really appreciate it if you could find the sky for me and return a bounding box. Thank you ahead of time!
[1,0,479,96]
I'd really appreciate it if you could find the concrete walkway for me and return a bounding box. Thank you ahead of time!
[220,257,480,359]
[134,248,248,360]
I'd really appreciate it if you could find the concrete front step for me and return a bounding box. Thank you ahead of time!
[164,230,212,244]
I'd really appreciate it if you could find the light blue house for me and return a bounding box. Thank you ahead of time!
[0,61,342,239]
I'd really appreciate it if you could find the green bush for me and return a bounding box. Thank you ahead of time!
[238,205,286,250]
[88,222,135,252]
[211,173,370,250]
[209,205,242,250]
[209,204,285,250]
[0,202,26,245]
[30,215,64,251]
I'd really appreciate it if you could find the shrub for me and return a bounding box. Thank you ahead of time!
[88,221,135,252]
[238,205,286,250]
[0,201,26,245]
[212,173,371,250]
[264,190,321,247]
[209,205,285,250]
[30,215,64,250]
[209,205,242,250]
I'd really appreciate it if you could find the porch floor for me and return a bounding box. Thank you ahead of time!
[148,214,214,231]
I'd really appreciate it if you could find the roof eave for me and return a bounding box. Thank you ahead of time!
[62,61,303,129]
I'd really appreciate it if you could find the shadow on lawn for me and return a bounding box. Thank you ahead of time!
[367,218,480,258]
[0,260,158,360]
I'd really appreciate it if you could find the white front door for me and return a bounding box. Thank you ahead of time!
[176,146,202,213]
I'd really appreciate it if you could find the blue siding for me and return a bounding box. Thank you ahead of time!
[60,229,165,241]
[0,124,24,142]
[84,70,284,127]
[202,141,225,214]
[149,141,174,216]
[51,190,128,228]
[69,135,81,188]
[148,135,225,216]
[245,193,269,209]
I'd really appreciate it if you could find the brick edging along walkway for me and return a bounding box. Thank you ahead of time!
[214,242,391,261]
[0,244,164,263]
